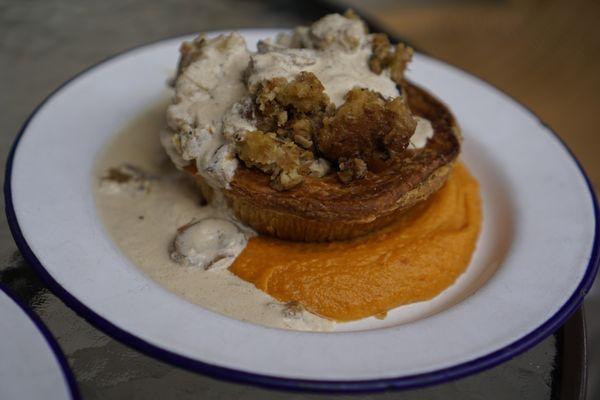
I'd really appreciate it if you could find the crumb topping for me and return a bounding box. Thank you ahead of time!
[164,11,429,194]
[317,88,416,169]
[236,130,315,190]
[369,34,413,84]
[254,71,333,151]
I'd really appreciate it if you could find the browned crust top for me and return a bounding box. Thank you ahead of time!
[226,81,460,221]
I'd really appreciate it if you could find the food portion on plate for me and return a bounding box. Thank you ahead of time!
[95,12,482,331]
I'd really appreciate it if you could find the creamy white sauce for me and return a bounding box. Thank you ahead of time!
[248,46,399,107]
[221,97,258,142]
[409,117,434,149]
[248,15,399,106]
[94,101,334,331]
[166,32,251,190]
[99,164,154,196]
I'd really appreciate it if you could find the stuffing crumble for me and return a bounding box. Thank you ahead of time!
[317,88,416,169]
[165,11,423,191]
[235,130,315,190]
[254,71,333,151]
[369,34,413,84]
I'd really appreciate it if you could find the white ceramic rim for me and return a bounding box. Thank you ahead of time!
[4,30,599,392]
[0,285,79,399]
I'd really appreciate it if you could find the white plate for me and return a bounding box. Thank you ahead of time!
[0,286,78,399]
[5,30,599,392]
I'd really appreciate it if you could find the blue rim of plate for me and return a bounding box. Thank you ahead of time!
[0,284,80,399]
[3,32,600,393]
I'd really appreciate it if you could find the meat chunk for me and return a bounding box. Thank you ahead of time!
[316,88,416,178]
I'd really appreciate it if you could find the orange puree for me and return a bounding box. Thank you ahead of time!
[230,163,482,321]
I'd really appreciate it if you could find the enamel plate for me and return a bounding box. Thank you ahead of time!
[5,30,599,392]
[0,286,78,399]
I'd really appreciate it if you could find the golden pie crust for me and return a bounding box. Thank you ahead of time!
[190,81,461,241]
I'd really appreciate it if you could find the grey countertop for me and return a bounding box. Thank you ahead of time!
[0,1,590,398]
